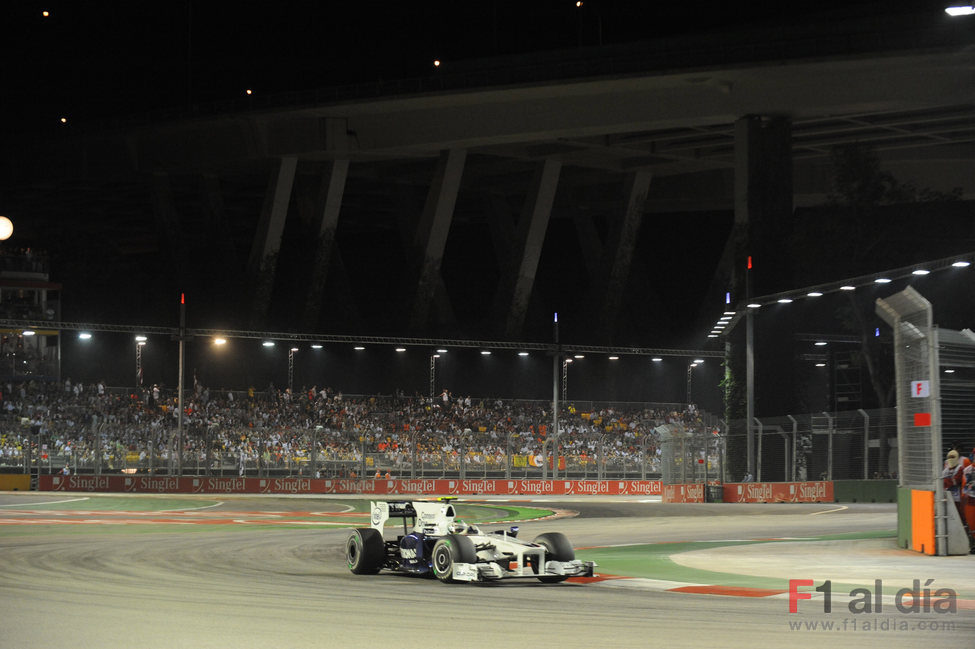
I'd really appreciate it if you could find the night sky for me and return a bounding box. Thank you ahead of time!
[3,1,951,130]
[1,1,971,413]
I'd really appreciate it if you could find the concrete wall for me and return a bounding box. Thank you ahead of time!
[832,479,897,503]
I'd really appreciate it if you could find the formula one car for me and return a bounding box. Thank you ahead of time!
[345,498,596,583]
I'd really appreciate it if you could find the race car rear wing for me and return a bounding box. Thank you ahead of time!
[369,501,417,533]
[369,500,458,535]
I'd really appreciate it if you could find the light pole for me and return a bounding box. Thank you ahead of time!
[177,294,186,477]
[135,336,147,387]
[552,313,560,480]
[562,358,571,401]
[429,353,439,398]
[288,346,298,394]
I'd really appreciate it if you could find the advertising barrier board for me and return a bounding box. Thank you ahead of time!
[723,481,834,503]
[38,475,664,496]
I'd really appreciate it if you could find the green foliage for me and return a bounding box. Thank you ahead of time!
[829,144,962,208]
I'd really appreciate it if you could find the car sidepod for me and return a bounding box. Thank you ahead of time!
[398,532,431,575]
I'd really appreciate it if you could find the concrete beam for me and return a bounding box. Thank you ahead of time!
[200,174,238,265]
[410,149,466,331]
[55,51,970,174]
[484,194,517,272]
[598,170,652,342]
[302,159,349,330]
[498,158,562,338]
[570,208,605,279]
[248,155,298,328]
[150,172,189,287]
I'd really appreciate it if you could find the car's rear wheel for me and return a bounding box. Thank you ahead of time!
[431,534,476,583]
[533,532,574,583]
[347,528,384,574]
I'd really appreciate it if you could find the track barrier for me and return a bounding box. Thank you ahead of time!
[36,475,663,496]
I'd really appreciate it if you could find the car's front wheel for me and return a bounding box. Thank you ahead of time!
[431,534,476,583]
[533,532,575,583]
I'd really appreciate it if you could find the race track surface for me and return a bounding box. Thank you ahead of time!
[0,493,971,649]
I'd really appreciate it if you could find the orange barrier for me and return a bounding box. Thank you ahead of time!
[0,474,30,491]
[910,489,935,555]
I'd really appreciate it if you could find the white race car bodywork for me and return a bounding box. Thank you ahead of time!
[445,528,593,582]
[359,499,596,583]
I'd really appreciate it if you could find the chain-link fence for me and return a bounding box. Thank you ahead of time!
[0,423,667,481]
[723,408,897,483]
[656,417,726,484]
[876,287,940,489]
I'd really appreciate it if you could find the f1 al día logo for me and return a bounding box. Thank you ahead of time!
[789,579,957,614]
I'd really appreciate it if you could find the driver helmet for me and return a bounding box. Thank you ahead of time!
[448,521,468,534]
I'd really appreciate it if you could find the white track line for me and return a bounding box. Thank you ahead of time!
[809,505,848,515]
[0,497,89,507]
[160,501,224,513]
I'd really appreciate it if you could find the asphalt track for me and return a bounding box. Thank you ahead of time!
[1,493,973,649]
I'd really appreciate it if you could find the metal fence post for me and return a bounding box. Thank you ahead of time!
[597,434,606,481]
[310,427,318,478]
[542,438,549,480]
[858,409,870,479]
[786,415,797,482]
[822,411,833,481]
[640,434,651,481]
[754,418,763,482]
[94,419,102,475]
[411,432,418,480]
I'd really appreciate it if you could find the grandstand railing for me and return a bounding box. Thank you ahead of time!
[0,423,669,481]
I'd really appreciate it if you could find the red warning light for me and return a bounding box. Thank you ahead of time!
[180,293,185,305]
[747,256,752,270]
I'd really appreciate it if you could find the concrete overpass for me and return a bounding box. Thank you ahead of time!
[4,12,974,343]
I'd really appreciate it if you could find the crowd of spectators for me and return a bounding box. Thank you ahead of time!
[0,379,712,477]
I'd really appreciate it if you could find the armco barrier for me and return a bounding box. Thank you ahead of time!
[37,475,662,496]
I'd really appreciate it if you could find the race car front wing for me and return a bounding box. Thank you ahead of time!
[450,558,596,582]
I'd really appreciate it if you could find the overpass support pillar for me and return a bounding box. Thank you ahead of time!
[597,170,652,341]
[150,172,190,287]
[410,148,466,331]
[499,158,562,338]
[732,115,793,481]
[302,159,350,330]
[247,155,298,328]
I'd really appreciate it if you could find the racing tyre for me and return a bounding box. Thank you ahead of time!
[533,532,574,583]
[347,528,385,575]
[431,534,476,583]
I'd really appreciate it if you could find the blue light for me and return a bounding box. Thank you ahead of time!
[725,292,731,304]
[875,327,880,337]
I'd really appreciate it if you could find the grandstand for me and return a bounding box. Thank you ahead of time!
[0,380,722,483]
